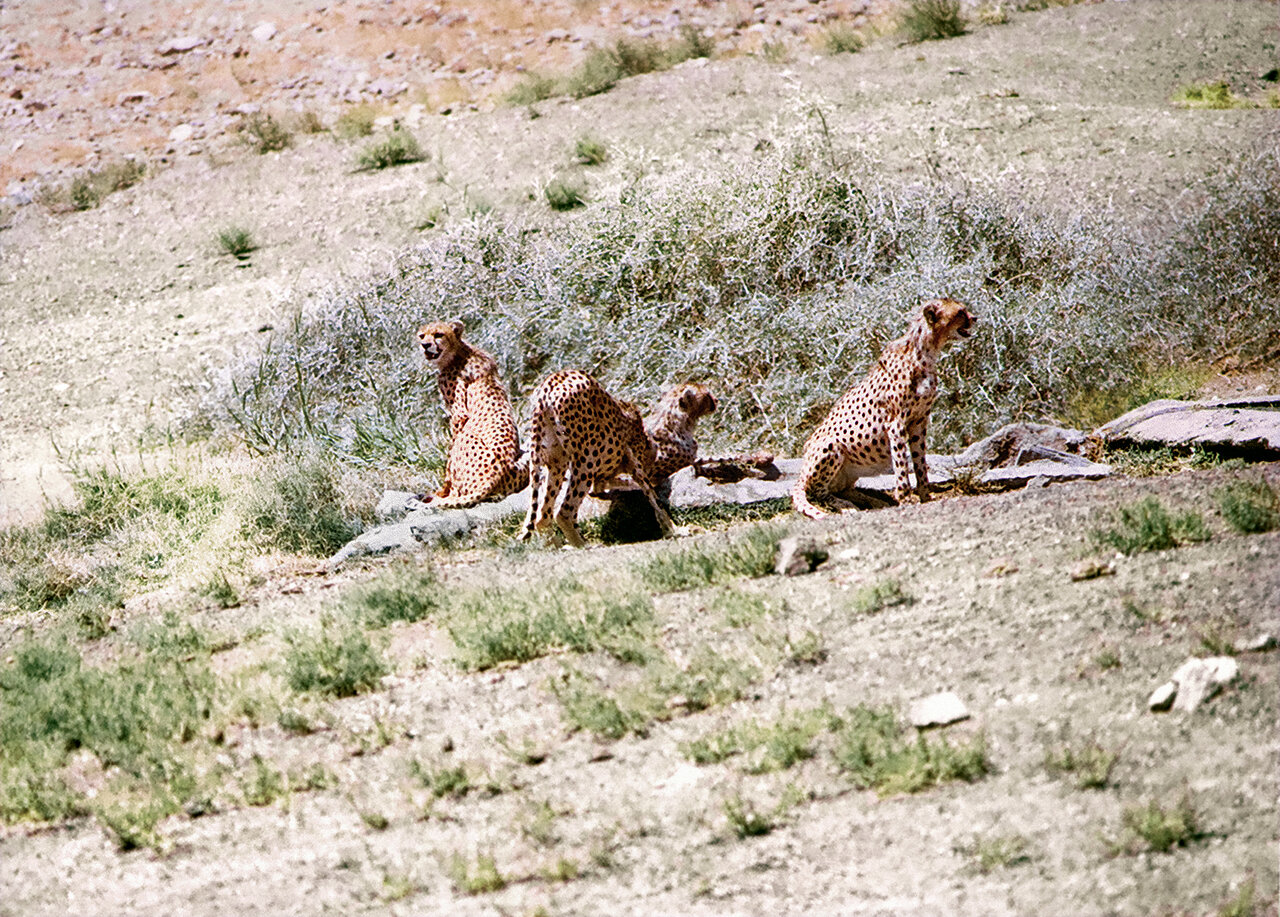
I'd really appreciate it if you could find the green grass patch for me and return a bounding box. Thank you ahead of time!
[409,759,473,799]
[635,525,781,592]
[333,103,379,138]
[822,23,865,54]
[832,705,990,796]
[1101,443,1236,478]
[356,125,425,171]
[342,561,442,627]
[1216,477,1280,534]
[445,578,656,671]
[850,579,914,615]
[672,498,793,531]
[1091,497,1212,555]
[282,620,388,697]
[683,706,841,773]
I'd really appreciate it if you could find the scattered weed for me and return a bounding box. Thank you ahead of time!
[712,589,775,628]
[545,177,587,211]
[96,798,172,851]
[1092,646,1121,671]
[356,125,425,171]
[449,852,506,895]
[955,833,1033,873]
[832,705,989,796]
[1100,443,1232,478]
[359,809,390,830]
[1091,497,1212,555]
[673,498,792,531]
[1216,477,1280,535]
[282,620,388,698]
[496,732,548,766]
[723,793,776,838]
[504,72,560,105]
[522,798,560,847]
[553,672,652,740]
[900,0,967,42]
[1108,795,1204,856]
[850,579,914,615]
[240,112,292,153]
[381,871,416,901]
[216,226,257,259]
[544,857,580,882]
[198,568,240,608]
[1217,877,1258,917]
[1044,739,1119,789]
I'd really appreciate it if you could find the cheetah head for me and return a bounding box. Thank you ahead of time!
[922,298,974,346]
[417,320,465,363]
[676,383,717,421]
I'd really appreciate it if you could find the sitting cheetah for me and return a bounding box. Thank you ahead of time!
[417,320,526,507]
[791,298,974,519]
[645,382,717,480]
[518,370,674,548]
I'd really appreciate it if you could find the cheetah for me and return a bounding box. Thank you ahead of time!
[791,298,974,519]
[417,320,526,508]
[644,382,717,480]
[518,370,674,548]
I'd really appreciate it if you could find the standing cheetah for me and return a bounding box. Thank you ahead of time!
[645,383,717,480]
[417,320,526,507]
[791,298,974,519]
[519,370,674,548]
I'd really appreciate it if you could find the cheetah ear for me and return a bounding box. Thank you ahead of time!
[922,301,941,326]
[449,320,465,338]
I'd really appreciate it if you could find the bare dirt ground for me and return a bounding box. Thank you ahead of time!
[1,1,1278,914]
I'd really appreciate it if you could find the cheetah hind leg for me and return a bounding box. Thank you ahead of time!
[552,470,590,548]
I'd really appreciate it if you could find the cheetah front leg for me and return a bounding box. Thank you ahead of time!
[887,416,918,505]
[907,418,931,503]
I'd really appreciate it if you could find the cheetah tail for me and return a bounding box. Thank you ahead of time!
[790,475,829,520]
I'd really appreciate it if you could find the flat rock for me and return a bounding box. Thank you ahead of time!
[159,36,205,55]
[956,422,1090,467]
[1147,681,1177,712]
[1096,396,1280,455]
[909,691,970,728]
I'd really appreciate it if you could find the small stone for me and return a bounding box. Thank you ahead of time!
[1147,681,1176,712]
[1070,559,1115,581]
[775,534,828,576]
[588,745,614,762]
[909,691,970,728]
[982,557,1018,577]
[168,123,194,143]
[251,21,277,42]
[160,35,204,55]
[1234,633,1277,654]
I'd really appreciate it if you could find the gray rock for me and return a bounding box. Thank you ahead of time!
[1163,656,1240,713]
[1096,396,1280,456]
[774,534,827,576]
[956,422,1089,468]
[1147,681,1177,712]
[909,691,970,728]
[375,490,422,520]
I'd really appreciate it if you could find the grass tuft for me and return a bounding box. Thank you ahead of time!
[54,159,146,211]
[575,135,608,166]
[1109,795,1204,856]
[1091,497,1212,555]
[1044,739,1119,789]
[822,24,866,54]
[449,852,506,895]
[1216,477,1280,535]
[900,0,967,42]
[955,833,1033,873]
[282,620,388,697]
[850,579,914,615]
[832,705,989,796]
[545,177,587,211]
[216,226,257,259]
[356,125,425,171]
[240,113,292,153]
[635,526,781,593]
[1173,81,1255,110]
[342,561,442,627]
